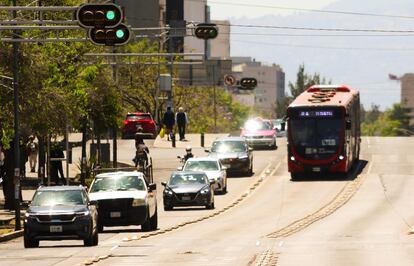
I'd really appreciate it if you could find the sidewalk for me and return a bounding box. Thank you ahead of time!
[153,133,229,148]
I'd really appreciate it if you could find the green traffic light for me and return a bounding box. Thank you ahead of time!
[116,29,125,39]
[106,10,115,20]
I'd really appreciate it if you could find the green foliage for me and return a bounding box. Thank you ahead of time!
[288,64,330,98]
[361,103,413,136]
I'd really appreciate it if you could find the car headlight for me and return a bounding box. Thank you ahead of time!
[164,189,173,196]
[75,210,90,217]
[132,198,146,207]
[25,212,34,218]
[200,189,210,194]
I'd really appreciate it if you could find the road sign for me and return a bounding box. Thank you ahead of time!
[224,74,236,86]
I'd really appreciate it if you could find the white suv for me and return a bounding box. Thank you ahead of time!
[88,171,157,232]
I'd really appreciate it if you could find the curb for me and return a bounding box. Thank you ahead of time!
[0,229,23,242]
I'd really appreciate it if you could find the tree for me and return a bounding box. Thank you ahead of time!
[288,64,330,98]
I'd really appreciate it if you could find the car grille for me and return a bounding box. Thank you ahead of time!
[177,193,198,201]
[98,198,133,212]
[35,213,75,223]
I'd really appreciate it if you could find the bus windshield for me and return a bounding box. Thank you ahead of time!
[290,119,343,159]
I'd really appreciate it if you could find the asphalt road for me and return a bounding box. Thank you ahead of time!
[1,137,414,266]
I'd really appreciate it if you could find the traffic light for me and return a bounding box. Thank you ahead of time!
[76,3,123,29]
[239,78,258,90]
[89,24,131,46]
[194,23,218,40]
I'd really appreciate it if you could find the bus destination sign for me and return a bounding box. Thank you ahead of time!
[299,110,334,117]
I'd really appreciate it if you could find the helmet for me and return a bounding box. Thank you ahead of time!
[185,146,192,153]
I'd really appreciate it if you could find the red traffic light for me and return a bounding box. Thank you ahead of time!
[194,23,218,40]
[76,3,122,29]
[88,24,131,46]
[239,78,258,90]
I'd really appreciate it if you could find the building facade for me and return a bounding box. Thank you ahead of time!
[400,73,414,124]
[231,57,285,117]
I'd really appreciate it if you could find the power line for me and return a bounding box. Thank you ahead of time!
[214,22,414,33]
[231,39,414,51]
[229,32,414,38]
[205,0,414,20]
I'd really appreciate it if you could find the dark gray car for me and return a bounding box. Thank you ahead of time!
[24,186,98,248]
[207,137,253,176]
[162,171,215,210]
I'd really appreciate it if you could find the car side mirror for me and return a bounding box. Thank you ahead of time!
[346,120,352,130]
[177,166,183,171]
[89,200,98,206]
[148,183,157,191]
[209,180,215,185]
[161,181,167,186]
[222,166,228,170]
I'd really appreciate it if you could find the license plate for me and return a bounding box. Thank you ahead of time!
[110,211,121,218]
[135,124,142,129]
[182,196,191,201]
[312,167,321,172]
[49,225,62,233]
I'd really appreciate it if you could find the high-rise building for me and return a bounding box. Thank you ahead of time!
[400,73,414,124]
[231,57,285,117]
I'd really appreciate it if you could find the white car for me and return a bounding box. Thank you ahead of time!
[88,171,157,232]
[181,157,227,193]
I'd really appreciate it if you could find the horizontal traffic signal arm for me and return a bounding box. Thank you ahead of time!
[239,77,258,90]
[76,3,123,29]
[194,23,218,40]
[88,24,131,46]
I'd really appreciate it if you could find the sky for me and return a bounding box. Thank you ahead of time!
[206,0,407,110]
[209,0,337,19]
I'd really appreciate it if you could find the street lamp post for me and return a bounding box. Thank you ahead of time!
[12,0,21,231]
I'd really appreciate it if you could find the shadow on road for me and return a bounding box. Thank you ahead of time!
[291,159,368,182]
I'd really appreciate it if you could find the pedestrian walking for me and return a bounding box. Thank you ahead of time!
[26,136,39,173]
[50,143,65,185]
[176,107,189,141]
[163,106,175,141]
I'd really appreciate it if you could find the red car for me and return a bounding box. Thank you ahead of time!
[240,118,277,149]
[122,112,158,139]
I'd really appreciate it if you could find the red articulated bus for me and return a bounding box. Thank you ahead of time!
[286,85,361,180]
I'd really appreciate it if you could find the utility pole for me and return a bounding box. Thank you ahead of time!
[12,0,21,231]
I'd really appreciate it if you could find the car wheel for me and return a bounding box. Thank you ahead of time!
[98,222,104,233]
[206,201,215,209]
[141,209,152,232]
[290,173,302,181]
[24,234,39,248]
[150,207,158,230]
[84,223,99,246]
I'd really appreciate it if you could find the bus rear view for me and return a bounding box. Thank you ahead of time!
[287,85,360,180]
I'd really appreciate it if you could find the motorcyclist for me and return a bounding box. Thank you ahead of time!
[183,146,194,162]
[134,127,149,168]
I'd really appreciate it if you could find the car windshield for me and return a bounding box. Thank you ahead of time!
[184,160,219,171]
[211,141,247,153]
[168,173,207,186]
[31,190,86,206]
[126,114,151,120]
[90,175,146,192]
[244,120,272,131]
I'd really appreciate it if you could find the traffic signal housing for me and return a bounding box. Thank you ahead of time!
[239,78,258,90]
[88,24,131,46]
[76,3,123,29]
[194,23,218,40]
